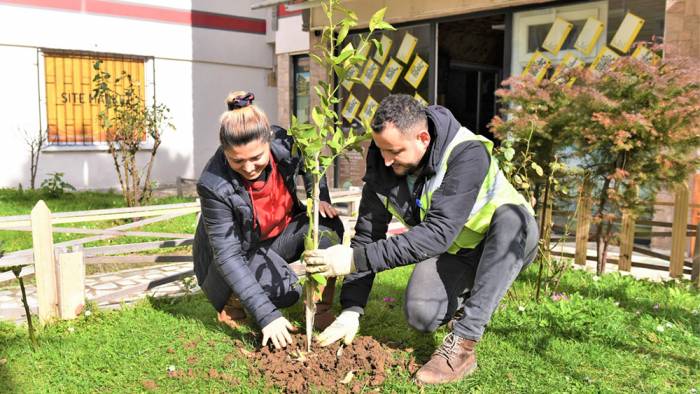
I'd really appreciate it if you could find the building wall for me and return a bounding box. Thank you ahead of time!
[0,0,276,190]
[309,0,556,29]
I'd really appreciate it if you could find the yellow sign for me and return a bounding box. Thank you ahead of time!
[631,45,660,65]
[396,33,418,64]
[522,51,551,82]
[44,52,145,144]
[404,55,429,89]
[574,17,605,56]
[342,94,361,122]
[360,59,381,89]
[610,12,645,53]
[414,92,428,106]
[360,96,379,122]
[373,35,393,65]
[380,58,404,90]
[542,17,573,55]
[590,46,620,73]
[551,53,584,86]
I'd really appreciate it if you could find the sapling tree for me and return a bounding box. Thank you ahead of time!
[288,0,394,351]
[91,61,174,207]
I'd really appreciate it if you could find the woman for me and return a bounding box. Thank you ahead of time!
[193,91,343,350]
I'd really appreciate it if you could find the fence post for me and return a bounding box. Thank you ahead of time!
[56,245,85,320]
[31,200,59,323]
[692,222,700,288]
[618,211,635,271]
[670,182,689,278]
[575,178,592,266]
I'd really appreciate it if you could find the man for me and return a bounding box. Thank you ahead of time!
[304,94,538,385]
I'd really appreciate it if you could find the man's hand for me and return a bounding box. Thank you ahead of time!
[319,201,338,218]
[316,310,360,347]
[261,316,297,349]
[304,244,356,277]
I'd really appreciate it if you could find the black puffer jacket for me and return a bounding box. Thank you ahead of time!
[193,126,331,328]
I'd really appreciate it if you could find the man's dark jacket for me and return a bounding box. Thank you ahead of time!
[341,105,491,311]
[193,126,331,328]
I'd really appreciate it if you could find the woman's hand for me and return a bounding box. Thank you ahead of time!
[318,201,338,218]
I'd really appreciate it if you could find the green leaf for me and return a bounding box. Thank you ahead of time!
[531,162,544,177]
[335,43,354,64]
[310,273,327,286]
[310,53,324,66]
[369,7,387,32]
[311,107,325,128]
[337,23,350,45]
[503,147,516,162]
[372,38,382,57]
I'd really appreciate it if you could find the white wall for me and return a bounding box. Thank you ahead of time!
[275,14,310,55]
[0,0,277,189]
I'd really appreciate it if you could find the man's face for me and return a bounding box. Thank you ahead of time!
[223,139,271,180]
[372,122,431,176]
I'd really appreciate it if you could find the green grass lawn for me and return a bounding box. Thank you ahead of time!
[0,188,197,254]
[1,266,698,393]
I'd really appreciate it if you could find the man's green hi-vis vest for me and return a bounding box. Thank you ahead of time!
[377,127,534,253]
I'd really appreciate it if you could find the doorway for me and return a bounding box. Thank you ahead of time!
[437,15,506,140]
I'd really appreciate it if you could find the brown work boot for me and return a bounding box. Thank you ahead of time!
[415,332,478,385]
[314,277,336,331]
[217,295,247,330]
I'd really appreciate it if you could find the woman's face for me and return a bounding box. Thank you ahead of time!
[223,138,271,180]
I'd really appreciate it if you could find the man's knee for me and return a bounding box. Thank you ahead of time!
[404,298,443,333]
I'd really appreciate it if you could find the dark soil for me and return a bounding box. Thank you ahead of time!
[246,334,418,393]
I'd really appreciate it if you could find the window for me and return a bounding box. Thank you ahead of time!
[292,54,310,124]
[43,51,146,145]
[512,2,608,76]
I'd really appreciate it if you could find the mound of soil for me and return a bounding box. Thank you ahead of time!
[247,334,418,393]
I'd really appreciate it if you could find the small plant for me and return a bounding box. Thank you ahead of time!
[41,172,76,198]
[289,0,394,351]
[91,60,174,207]
[20,126,47,190]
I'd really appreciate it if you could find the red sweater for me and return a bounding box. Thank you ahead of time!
[244,158,294,241]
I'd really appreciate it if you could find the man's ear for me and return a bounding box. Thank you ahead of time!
[417,129,431,148]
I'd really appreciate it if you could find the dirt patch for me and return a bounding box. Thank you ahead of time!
[142,380,158,390]
[247,334,416,393]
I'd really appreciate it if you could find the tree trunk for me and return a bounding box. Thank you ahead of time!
[535,176,551,302]
[595,176,612,275]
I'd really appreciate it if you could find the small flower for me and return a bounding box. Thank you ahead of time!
[689,388,697,394]
[635,310,641,316]
[382,297,396,303]
[67,327,75,333]
[653,304,660,311]
[518,305,526,312]
[84,310,92,317]
[665,322,674,328]
[614,301,620,307]
[167,365,176,373]
[550,292,569,302]
[656,325,665,333]
[592,276,600,282]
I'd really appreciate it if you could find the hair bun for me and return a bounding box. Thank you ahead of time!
[227,92,255,110]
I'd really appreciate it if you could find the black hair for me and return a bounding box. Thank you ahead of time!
[370,94,427,133]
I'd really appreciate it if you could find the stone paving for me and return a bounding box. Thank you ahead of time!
[0,262,195,324]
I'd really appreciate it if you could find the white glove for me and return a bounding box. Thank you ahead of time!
[316,310,360,347]
[304,245,356,277]
[261,316,296,349]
